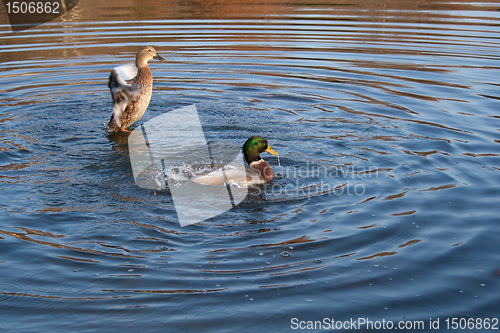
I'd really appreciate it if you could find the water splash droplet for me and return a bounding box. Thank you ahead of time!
[281,251,291,257]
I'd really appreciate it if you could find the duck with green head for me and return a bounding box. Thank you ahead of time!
[190,136,279,186]
[243,136,279,183]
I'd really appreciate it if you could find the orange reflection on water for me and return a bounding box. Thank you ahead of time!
[391,210,416,216]
[398,239,422,248]
[0,228,149,259]
[357,251,398,260]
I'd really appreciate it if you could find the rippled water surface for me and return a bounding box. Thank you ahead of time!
[1,0,500,331]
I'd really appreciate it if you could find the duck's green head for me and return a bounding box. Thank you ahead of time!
[243,136,279,164]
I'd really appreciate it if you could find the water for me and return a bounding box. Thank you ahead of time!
[1,0,500,331]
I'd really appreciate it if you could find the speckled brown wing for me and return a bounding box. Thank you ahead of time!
[107,68,140,131]
[107,66,153,132]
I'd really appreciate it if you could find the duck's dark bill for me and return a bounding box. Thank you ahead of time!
[154,54,166,61]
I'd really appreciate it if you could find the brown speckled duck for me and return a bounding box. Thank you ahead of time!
[107,46,165,132]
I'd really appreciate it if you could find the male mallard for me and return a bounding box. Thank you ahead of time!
[107,46,166,132]
[243,136,279,183]
[191,136,279,186]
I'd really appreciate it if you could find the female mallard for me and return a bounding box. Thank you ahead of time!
[107,46,165,132]
[191,136,279,186]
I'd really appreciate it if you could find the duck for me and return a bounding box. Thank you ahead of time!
[190,136,279,186]
[107,46,166,132]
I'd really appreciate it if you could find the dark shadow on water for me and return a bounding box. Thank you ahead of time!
[106,130,131,153]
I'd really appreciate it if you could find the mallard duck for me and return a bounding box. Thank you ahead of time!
[107,46,166,132]
[191,136,279,186]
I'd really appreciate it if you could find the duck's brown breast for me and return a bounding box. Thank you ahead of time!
[125,66,154,123]
[249,159,274,182]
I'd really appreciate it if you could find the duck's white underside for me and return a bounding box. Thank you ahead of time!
[115,63,138,81]
[190,166,265,186]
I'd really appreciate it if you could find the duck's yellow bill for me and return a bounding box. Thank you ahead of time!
[265,146,279,156]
